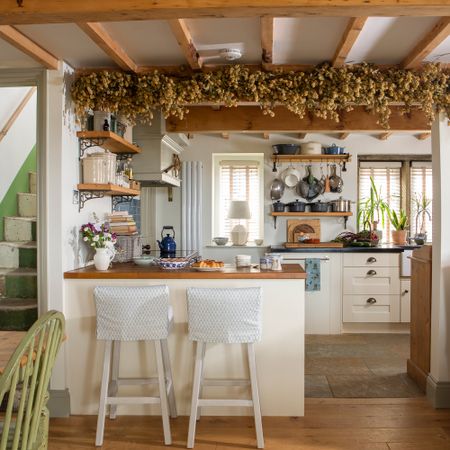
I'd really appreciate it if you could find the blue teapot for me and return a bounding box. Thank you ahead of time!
[157,226,176,256]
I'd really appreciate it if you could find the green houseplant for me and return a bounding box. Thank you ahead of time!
[412,193,431,244]
[389,209,409,245]
[357,176,390,242]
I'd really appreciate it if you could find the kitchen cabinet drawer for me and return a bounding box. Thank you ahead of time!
[343,294,400,322]
[400,279,411,323]
[343,267,400,295]
[343,253,399,268]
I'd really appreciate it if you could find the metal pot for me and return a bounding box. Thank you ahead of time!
[309,201,329,212]
[272,144,299,155]
[287,199,307,212]
[323,143,345,155]
[329,197,352,212]
[272,200,286,212]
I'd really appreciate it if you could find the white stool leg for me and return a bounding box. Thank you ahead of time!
[161,338,177,418]
[247,343,264,449]
[155,339,172,445]
[187,341,205,448]
[109,340,121,419]
[96,340,112,446]
[196,343,206,421]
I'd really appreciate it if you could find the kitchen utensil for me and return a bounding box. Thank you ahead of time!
[300,142,321,155]
[304,165,321,201]
[296,166,310,198]
[323,143,345,155]
[309,201,329,212]
[329,164,343,193]
[287,199,307,212]
[272,160,277,173]
[336,162,344,193]
[270,178,285,200]
[157,226,176,256]
[213,237,229,245]
[281,166,301,188]
[329,197,353,212]
[342,161,347,172]
[272,144,299,155]
[324,163,331,193]
[272,200,286,212]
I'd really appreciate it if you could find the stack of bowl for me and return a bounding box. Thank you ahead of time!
[235,254,252,268]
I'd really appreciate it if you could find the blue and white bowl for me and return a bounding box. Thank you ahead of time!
[158,259,189,270]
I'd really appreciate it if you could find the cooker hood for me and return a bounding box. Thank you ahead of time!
[132,112,187,187]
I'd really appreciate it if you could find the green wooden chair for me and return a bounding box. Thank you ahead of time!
[0,311,65,450]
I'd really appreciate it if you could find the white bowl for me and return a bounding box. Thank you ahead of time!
[254,239,264,246]
[133,256,156,266]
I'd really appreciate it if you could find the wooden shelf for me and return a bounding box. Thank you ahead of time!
[77,131,141,154]
[272,154,350,163]
[77,183,140,196]
[271,212,352,217]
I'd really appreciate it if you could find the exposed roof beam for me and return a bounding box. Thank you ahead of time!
[0,25,58,69]
[263,132,270,139]
[378,132,393,140]
[221,132,229,139]
[416,132,431,140]
[261,17,274,68]
[166,106,430,133]
[168,19,202,70]
[337,132,350,140]
[298,133,307,139]
[77,22,137,72]
[332,17,367,68]
[0,1,447,24]
[402,17,450,69]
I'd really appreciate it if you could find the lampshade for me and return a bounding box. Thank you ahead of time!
[228,201,251,220]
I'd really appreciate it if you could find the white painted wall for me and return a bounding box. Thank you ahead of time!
[0,87,36,201]
[153,132,431,262]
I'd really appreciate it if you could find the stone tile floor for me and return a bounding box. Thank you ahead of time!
[305,333,423,398]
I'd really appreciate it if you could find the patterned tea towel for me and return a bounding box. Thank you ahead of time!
[305,258,321,292]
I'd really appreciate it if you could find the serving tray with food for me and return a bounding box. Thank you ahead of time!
[191,259,225,271]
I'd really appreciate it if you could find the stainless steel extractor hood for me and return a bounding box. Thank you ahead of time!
[132,112,187,187]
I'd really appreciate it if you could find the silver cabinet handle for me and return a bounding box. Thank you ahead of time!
[367,257,377,263]
[366,298,377,304]
[367,269,377,276]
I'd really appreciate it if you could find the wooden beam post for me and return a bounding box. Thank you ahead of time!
[332,17,367,68]
[0,25,59,69]
[77,22,138,72]
[168,19,202,70]
[261,17,274,68]
[402,17,450,69]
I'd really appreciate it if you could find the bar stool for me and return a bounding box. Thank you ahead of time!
[94,285,177,446]
[186,287,264,449]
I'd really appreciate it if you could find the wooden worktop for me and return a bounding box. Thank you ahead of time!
[64,263,306,279]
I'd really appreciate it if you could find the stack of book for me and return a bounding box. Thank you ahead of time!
[107,211,138,235]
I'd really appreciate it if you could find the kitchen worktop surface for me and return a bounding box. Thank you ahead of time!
[64,263,306,279]
[269,244,421,253]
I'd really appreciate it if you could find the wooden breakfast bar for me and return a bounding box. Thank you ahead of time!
[63,263,306,417]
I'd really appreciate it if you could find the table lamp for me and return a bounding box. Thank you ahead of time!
[228,200,251,246]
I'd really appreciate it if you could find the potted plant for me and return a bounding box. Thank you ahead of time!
[389,209,409,245]
[357,177,390,243]
[80,222,117,271]
[412,193,431,244]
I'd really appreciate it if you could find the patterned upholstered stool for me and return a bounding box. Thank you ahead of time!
[94,285,177,446]
[186,287,264,448]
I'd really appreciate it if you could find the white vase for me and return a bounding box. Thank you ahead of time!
[94,247,115,271]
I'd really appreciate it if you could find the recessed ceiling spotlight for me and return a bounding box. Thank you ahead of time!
[219,48,243,61]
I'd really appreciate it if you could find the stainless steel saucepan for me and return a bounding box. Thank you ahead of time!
[329,197,353,212]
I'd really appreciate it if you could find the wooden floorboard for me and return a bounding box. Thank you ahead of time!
[49,398,450,450]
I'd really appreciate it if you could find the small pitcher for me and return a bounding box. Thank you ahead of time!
[94,247,115,271]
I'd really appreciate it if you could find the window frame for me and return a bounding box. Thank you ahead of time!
[358,154,431,239]
[212,153,264,243]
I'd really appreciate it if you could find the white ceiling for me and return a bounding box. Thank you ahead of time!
[1,16,448,69]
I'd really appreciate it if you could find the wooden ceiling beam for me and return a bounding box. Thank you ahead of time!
[297,133,307,139]
[166,106,430,133]
[0,1,448,25]
[261,17,274,68]
[378,132,393,140]
[0,25,58,69]
[332,17,367,68]
[263,132,270,139]
[78,22,137,72]
[337,132,350,140]
[402,17,450,69]
[168,19,202,70]
[221,132,229,139]
[416,132,431,140]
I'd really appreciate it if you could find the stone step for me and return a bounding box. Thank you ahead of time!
[17,192,37,218]
[4,268,37,298]
[4,217,36,242]
[29,171,36,195]
[0,298,38,331]
[0,241,37,269]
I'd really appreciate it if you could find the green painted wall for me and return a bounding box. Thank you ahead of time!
[0,146,36,241]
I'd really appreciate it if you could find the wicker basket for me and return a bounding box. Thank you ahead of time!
[114,235,142,262]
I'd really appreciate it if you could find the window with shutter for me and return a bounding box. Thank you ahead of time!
[359,162,401,242]
[212,154,264,243]
[410,161,432,241]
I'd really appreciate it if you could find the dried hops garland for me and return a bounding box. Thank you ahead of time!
[71,63,449,128]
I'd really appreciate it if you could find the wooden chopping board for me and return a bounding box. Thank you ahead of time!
[284,242,344,248]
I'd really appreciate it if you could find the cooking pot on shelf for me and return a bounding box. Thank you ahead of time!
[272,200,286,212]
[323,143,345,155]
[309,201,329,212]
[329,197,353,212]
[287,199,307,212]
[300,142,321,155]
[272,144,299,155]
